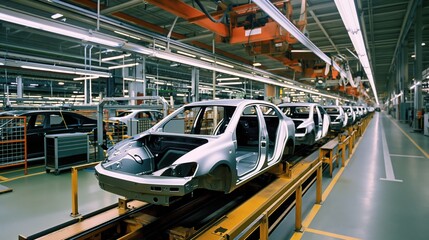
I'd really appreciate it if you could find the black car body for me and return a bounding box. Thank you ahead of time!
[0,110,97,160]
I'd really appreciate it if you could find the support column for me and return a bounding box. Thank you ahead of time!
[413,1,423,130]
[142,57,147,97]
[16,76,23,98]
[191,67,199,103]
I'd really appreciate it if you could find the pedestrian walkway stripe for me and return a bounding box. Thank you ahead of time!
[305,227,362,240]
[379,115,403,182]
[390,154,425,158]
[0,172,45,183]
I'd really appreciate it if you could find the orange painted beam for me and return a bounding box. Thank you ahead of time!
[230,21,297,44]
[69,0,251,65]
[145,0,229,37]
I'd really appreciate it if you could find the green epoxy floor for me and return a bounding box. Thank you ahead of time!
[0,166,119,240]
[300,112,429,240]
[1,112,428,240]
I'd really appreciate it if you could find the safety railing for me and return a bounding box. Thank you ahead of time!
[0,116,27,174]
[70,161,100,217]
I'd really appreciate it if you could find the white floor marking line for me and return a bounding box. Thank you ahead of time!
[380,116,403,182]
[390,154,425,158]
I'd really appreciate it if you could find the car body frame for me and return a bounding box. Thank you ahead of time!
[342,106,357,126]
[278,102,330,145]
[95,99,295,205]
[323,105,347,131]
[109,109,163,125]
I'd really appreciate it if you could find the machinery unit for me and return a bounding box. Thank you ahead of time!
[45,133,89,174]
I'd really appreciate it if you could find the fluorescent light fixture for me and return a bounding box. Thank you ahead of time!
[58,82,64,85]
[20,62,110,77]
[177,51,196,58]
[0,62,4,66]
[51,13,63,19]
[176,93,188,97]
[291,49,313,53]
[29,83,39,87]
[216,61,234,68]
[114,30,141,40]
[218,82,243,85]
[154,81,165,85]
[200,57,215,63]
[411,54,416,58]
[124,77,144,82]
[200,57,233,68]
[154,44,166,49]
[101,53,131,62]
[334,0,379,105]
[0,8,124,47]
[253,62,262,67]
[73,76,99,81]
[108,62,139,70]
[217,77,240,81]
[22,65,74,74]
[410,81,421,90]
[422,43,426,46]
[146,76,155,79]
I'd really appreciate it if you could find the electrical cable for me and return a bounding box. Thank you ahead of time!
[194,0,230,24]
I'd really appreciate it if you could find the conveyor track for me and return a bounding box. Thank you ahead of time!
[20,133,346,240]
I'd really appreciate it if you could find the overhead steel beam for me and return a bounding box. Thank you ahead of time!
[144,0,229,37]
[308,8,341,55]
[252,0,348,81]
[101,0,144,14]
[68,0,252,65]
[388,0,420,74]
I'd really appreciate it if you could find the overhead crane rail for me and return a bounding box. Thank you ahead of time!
[19,114,373,240]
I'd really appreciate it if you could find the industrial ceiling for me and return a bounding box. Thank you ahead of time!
[0,0,428,105]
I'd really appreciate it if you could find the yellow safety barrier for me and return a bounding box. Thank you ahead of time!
[71,162,100,218]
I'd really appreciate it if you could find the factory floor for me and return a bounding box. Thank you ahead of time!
[274,111,429,240]
[0,161,119,239]
[0,111,428,240]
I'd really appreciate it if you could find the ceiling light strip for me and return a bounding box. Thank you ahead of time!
[73,76,100,81]
[19,63,110,77]
[334,0,379,105]
[101,53,131,62]
[0,8,124,47]
[108,62,139,70]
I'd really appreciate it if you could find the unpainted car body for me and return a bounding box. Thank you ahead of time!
[323,106,347,131]
[95,99,295,205]
[342,106,357,126]
[278,103,330,145]
[0,110,97,160]
[109,109,163,125]
[352,106,363,121]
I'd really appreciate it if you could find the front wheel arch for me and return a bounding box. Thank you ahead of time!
[200,164,232,193]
